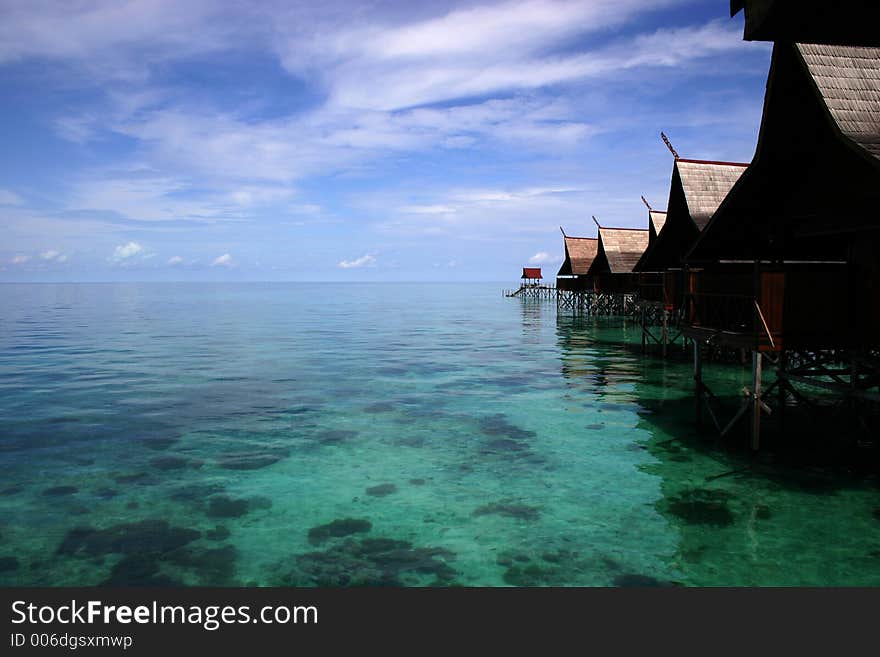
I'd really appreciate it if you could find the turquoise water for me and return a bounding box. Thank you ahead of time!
[0,282,878,586]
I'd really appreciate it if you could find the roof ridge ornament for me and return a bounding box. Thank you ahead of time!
[641,195,652,210]
[661,132,680,159]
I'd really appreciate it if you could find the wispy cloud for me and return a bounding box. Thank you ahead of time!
[167,255,184,266]
[0,0,236,80]
[70,171,255,222]
[41,249,65,261]
[275,0,696,110]
[0,189,24,205]
[338,254,376,269]
[24,3,750,196]
[211,253,233,267]
[305,8,743,113]
[399,204,457,215]
[529,252,561,265]
[376,184,598,239]
[10,254,30,265]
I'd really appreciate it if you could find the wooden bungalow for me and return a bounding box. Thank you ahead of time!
[681,42,880,446]
[731,0,880,47]
[586,227,649,295]
[521,267,542,285]
[556,232,598,292]
[635,159,747,307]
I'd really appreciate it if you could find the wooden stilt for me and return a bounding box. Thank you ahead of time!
[777,351,787,438]
[661,308,669,359]
[694,340,703,429]
[750,351,762,451]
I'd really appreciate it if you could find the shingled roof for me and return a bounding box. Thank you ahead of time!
[676,160,749,229]
[559,236,598,276]
[649,210,667,237]
[594,228,649,274]
[798,44,880,161]
[687,42,880,262]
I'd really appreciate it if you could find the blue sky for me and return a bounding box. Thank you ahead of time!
[0,0,771,282]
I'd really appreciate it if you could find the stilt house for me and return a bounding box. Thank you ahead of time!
[556,233,599,291]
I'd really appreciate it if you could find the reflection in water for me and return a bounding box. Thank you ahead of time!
[518,298,550,345]
[555,313,641,400]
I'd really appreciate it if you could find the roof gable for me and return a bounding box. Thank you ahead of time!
[559,236,598,276]
[591,228,649,275]
[676,160,748,230]
[636,159,745,271]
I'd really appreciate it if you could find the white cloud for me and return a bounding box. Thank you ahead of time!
[211,253,233,267]
[0,0,235,81]
[0,189,24,205]
[454,186,583,204]
[41,249,62,261]
[111,241,144,261]
[106,97,598,189]
[0,1,765,277]
[274,2,737,111]
[529,251,562,265]
[10,254,30,264]
[167,255,184,265]
[33,5,749,197]
[338,254,376,269]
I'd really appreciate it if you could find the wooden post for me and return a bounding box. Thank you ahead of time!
[751,350,762,451]
[661,308,669,359]
[851,352,859,393]
[641,309,647,353]
[694,340,703,429]
[777,351,787,438]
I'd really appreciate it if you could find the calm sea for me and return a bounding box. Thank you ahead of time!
[0,282,878,586]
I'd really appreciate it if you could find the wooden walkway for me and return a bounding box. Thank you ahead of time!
[503,285,556,299]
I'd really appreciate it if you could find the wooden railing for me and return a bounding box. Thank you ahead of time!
[683,291,783,350]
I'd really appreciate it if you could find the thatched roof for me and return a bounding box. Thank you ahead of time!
[731,1,880,47]
[676,159,748,230]
[558,236,598,276]
[592,228,649,275]
[649,210,667,237]
[798,44,880,161]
